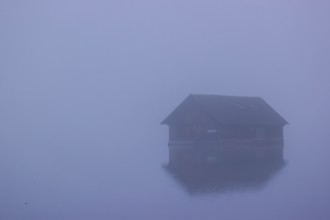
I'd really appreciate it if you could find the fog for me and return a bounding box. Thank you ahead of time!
[1,0,330,219]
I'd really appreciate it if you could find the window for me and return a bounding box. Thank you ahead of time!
[207,129,217,133]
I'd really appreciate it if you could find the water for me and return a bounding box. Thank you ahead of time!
[1,101,330,220]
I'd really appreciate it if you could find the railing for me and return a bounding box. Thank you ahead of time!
[219,138,283,145]
[169,138,283,147]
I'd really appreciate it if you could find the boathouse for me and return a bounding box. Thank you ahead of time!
[161,94,288,166]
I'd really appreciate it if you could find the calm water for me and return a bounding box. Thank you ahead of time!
[1,107,329,220]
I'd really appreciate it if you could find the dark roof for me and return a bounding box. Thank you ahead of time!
[161,94,288,125]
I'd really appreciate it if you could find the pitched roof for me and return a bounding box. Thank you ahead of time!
[161,94,288,125]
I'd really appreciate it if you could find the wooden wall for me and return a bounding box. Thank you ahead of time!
[167,98,284,141]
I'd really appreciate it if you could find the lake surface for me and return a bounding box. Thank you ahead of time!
[1,108,329,220]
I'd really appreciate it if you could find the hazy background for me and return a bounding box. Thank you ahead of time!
[1,0,330,219]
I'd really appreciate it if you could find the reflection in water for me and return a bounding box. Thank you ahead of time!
[164,160,286,195]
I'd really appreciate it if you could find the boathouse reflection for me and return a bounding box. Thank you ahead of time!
[164,149,286,195]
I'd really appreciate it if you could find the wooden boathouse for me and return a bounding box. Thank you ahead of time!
[161,94,288,166]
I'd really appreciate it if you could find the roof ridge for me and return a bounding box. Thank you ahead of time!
[189,93,261,99]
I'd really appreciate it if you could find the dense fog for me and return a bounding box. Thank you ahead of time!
[1,0,330,219]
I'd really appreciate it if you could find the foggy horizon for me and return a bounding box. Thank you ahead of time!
[1,0,330,219]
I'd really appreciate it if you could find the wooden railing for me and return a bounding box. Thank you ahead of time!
[169,138,283,146]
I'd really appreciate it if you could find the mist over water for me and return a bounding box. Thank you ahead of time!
[1,0,330,219]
